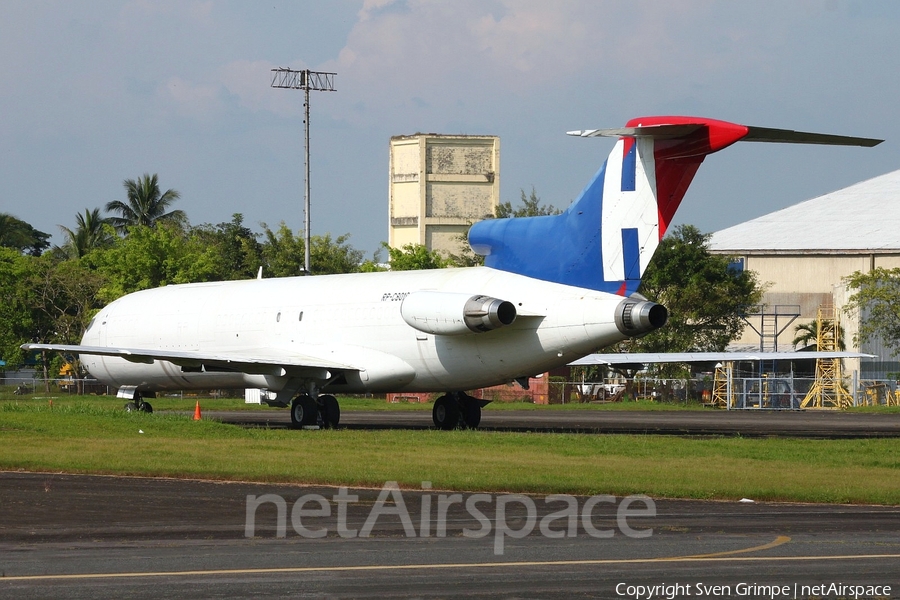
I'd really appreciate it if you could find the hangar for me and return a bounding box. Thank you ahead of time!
[709,169,900,379]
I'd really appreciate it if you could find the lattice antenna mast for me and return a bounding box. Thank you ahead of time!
[270,68,336,274]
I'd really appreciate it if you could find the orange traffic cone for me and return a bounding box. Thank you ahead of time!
[193,401,202,421]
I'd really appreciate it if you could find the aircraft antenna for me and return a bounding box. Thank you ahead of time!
[270,68,337,274]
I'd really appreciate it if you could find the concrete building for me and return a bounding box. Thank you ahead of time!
[389,134,500,256]
[709,169,900,377]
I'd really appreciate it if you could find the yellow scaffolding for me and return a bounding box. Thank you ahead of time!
[865,383,900,407]
[711,362,734,408]
[801,306,854,409]
[863,382,887,406]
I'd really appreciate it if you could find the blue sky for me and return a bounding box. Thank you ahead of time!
[2,0,898,257]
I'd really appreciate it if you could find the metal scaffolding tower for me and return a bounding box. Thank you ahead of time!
[270,68,336,274]
[801,306,854,408]
[711,362,734,408]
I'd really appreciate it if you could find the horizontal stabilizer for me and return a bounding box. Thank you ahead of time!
[742,126,882,147]
[568,122,883,147]
[566,124,702,139]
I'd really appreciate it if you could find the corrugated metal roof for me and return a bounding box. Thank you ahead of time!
[709,169,900,253]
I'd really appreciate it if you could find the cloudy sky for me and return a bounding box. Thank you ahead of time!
[2,0,898,257]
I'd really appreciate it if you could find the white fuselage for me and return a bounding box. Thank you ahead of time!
[80,267,628,394]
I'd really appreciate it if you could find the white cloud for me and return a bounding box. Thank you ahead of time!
[358,0,400,22]
[322,1,749,111]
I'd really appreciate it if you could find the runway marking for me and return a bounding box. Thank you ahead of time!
[4,537,900,582]
[681,534,791,558]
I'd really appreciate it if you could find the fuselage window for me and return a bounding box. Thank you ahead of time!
[299,311,304,322]
[276,312,281,323]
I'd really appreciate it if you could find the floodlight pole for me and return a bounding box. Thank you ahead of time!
[270,68,336,274]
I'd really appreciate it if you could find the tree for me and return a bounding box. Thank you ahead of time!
[495,187,561,218]
[844,267,900,356]
[260,222,305,277]
[56,208,115,259]
[385,243,446,271]
[26,255,106,387]
[0,249,105,385]
[622,225,763,363]
[105,173,186,233]
[85,223,220,303]
[310,233,365,275]
[192,214,263,280]
[0,248,36,365]
[260,223,365,277]
[792,320,846,351]
[0,213,50,256]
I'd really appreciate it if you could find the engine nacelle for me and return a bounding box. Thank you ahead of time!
[615,297,668,337]
[401,292,517,335]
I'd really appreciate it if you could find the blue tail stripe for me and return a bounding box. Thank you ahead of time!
[622,228,640,280]
[621,143,636,192]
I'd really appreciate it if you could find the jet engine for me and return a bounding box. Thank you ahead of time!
[401,292,517,335]
[614,297,668,337]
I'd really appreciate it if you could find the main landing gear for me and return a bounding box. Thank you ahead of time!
[124,392,153,414]
[290,393,340,429]
[432,392,488,430]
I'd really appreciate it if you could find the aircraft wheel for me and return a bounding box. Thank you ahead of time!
[319,394,340,428]
[432,395,460,430]
[139,401,153,414]
[124,402,137,412]
[291,394,317,428]
[461,397,481,429]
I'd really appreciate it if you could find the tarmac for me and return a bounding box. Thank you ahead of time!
[1,472,898,598]
[2,409,899,598]
[214,407,900,438]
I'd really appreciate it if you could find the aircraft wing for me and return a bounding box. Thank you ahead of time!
[570,351,876,366]
[21,343,357,378]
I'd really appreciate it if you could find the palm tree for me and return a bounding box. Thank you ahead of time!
[105,173,185,233]
[0,212,51,255]
[792,319,846,351]
[57,208,115,259]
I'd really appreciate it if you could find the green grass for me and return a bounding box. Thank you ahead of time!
[1,402,898,505]
[846,404,900,414]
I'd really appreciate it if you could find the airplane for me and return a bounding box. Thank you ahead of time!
[24,116,882,429]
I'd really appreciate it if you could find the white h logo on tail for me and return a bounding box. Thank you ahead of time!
[600,137,659,284]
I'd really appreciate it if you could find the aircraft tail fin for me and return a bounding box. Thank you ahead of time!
[469,116,881,295]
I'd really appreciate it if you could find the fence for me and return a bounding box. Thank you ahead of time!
[543,377,900,409]
[3,375,899,409]
[0,377,243,400]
